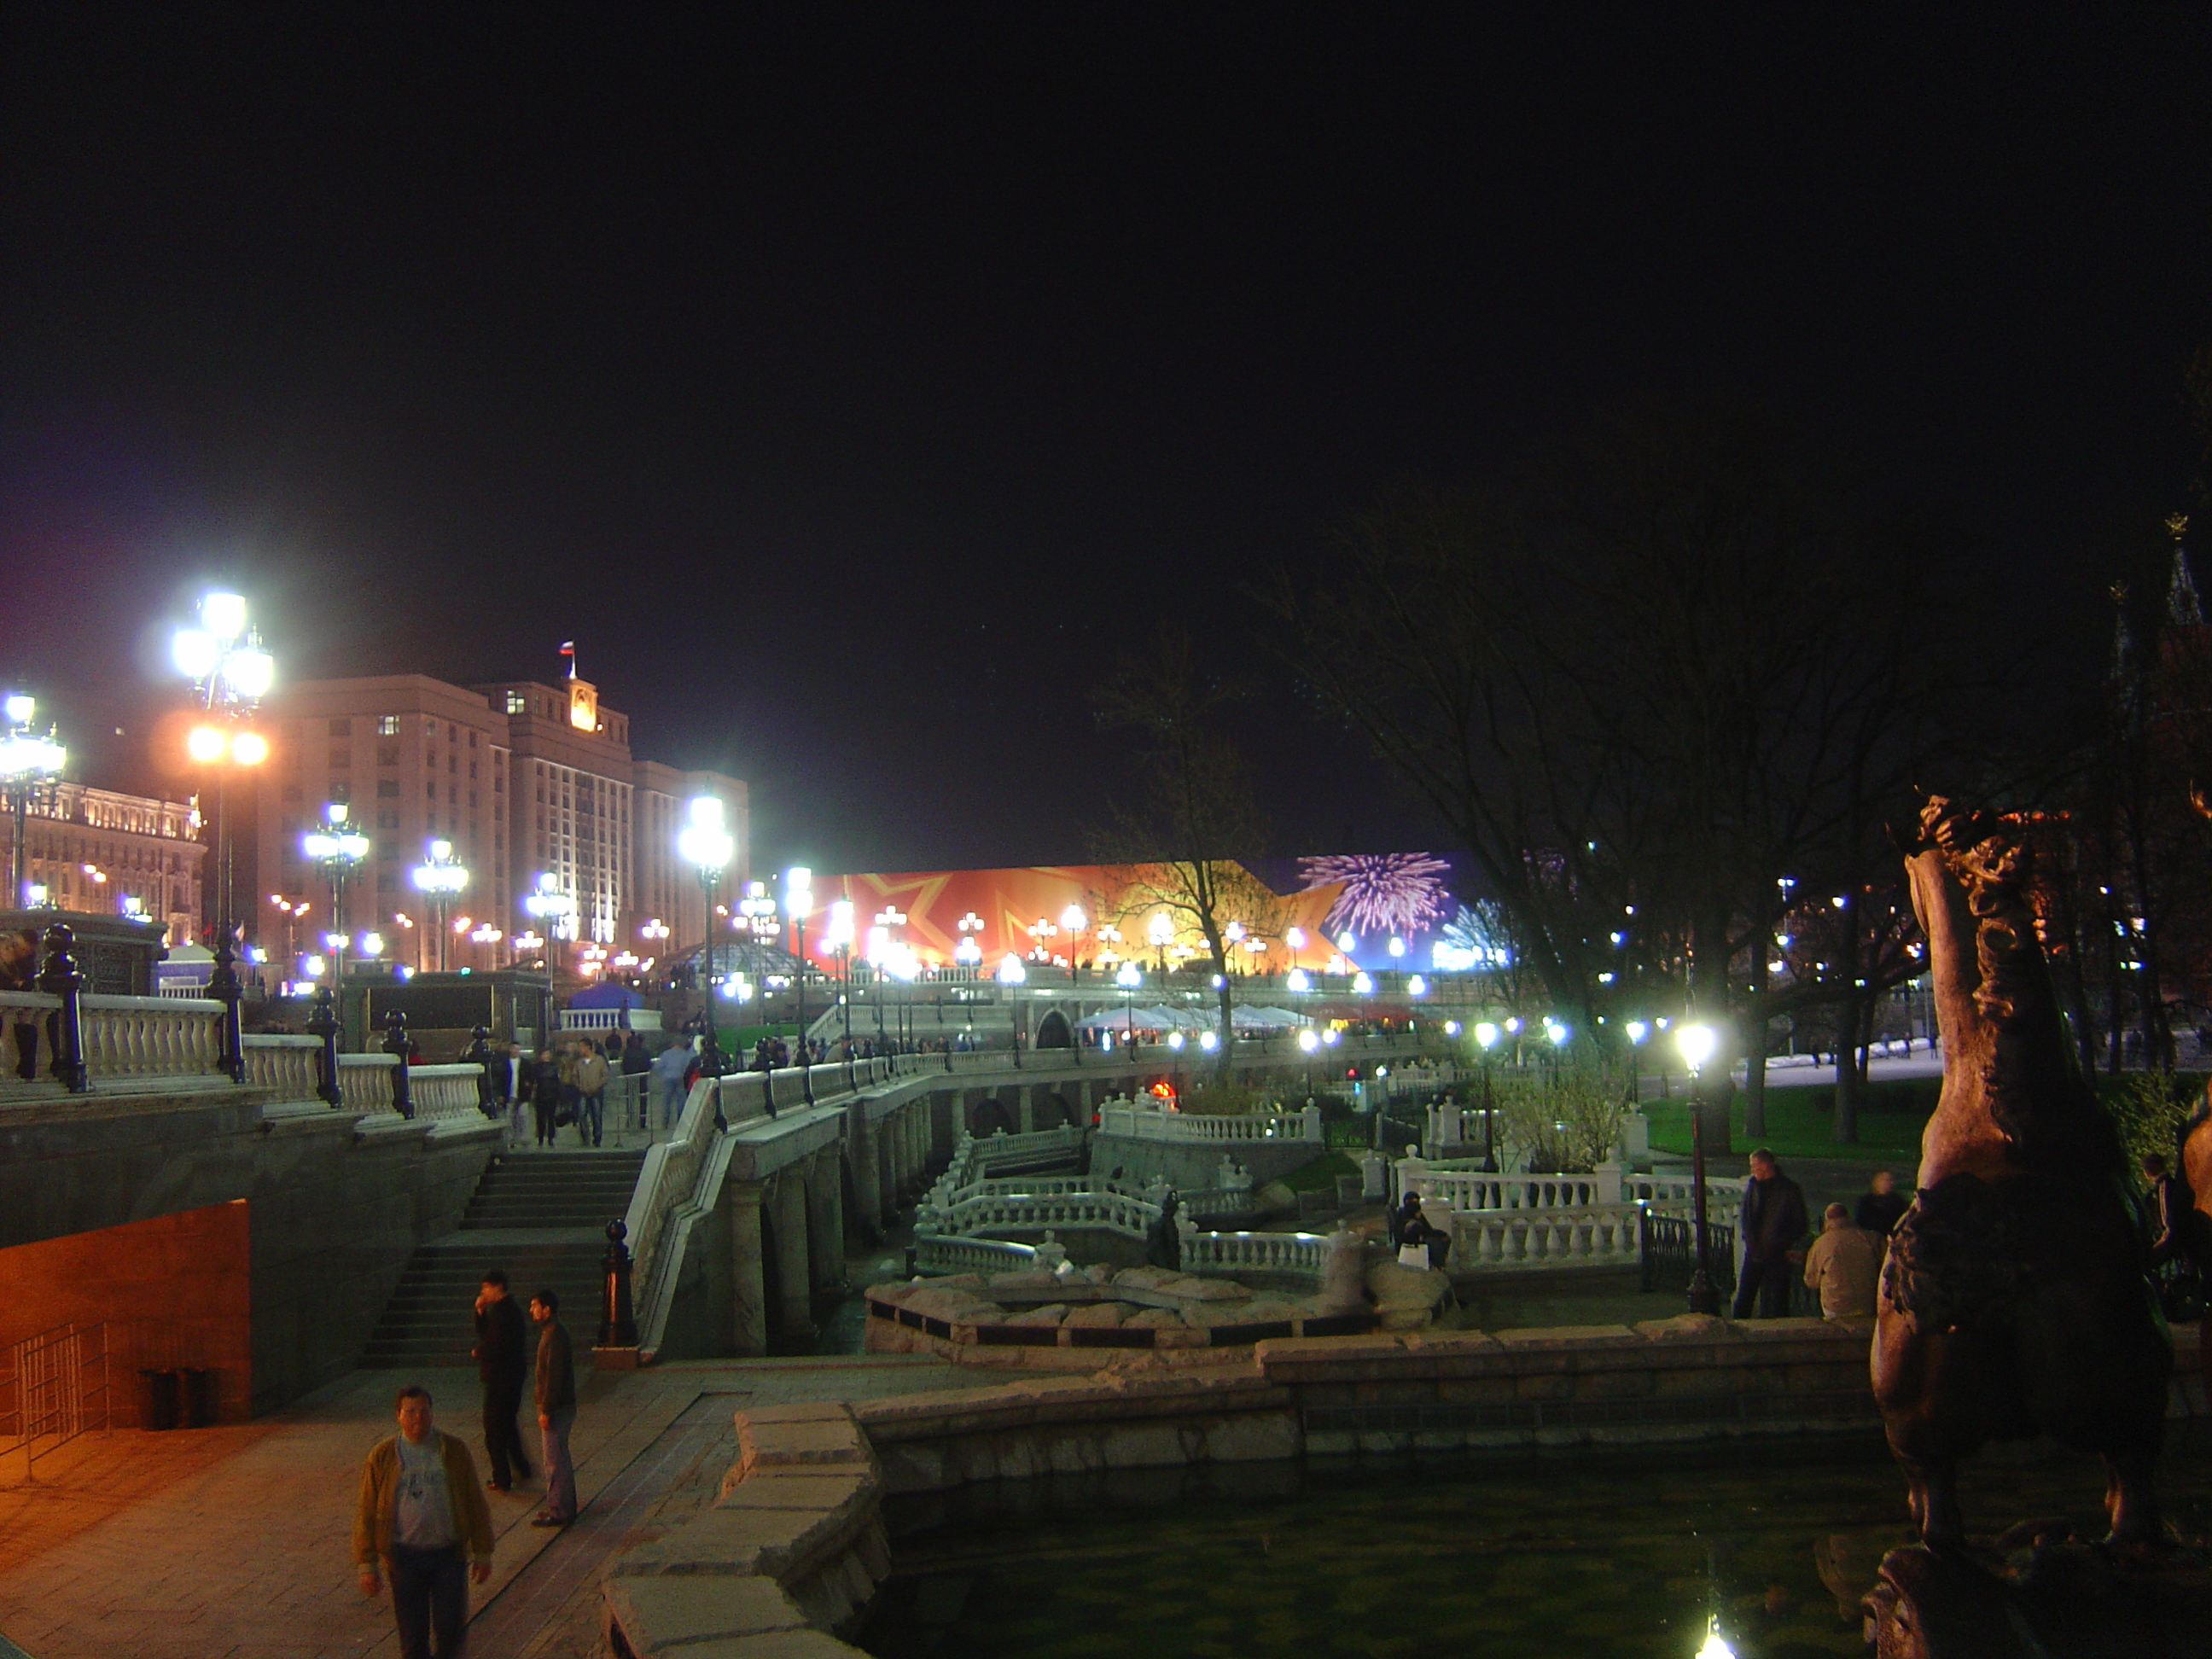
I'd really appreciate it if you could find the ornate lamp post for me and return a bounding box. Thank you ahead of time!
[822,899,855,1045]
[997,952,1026,1068]
[174,593,274,1082]
[1148,910,1173,972]
[1059,903,1086,984]
[1115,959,1142,1045]
[785,867,813,1098]
[678,796,734,996]
[0,695,66,909]
[1677,1022,1722,1316]
[523,871,577,976]
[1472,1020,1503,1172]
[302,803,370,1022]
[409,839,469,972]
[870,905,905,1051]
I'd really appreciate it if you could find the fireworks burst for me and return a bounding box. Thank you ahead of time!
[1298,852,1452,938]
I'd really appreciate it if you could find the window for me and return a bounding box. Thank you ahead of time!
[468,760,476,779]
[468,731,477,748]
[329,783,351,804]
[376,716,399,736]
[377,810,399,830]
[329,748,351,769]
[329,718,352,736]
[282,783,301,801]
[505,691,526,715]
[376,779,399,798]
[377,746,399,767]
[427,782,437,800]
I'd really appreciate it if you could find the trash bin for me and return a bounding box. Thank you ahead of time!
[177,1368,218,1428]
[139,1369,180,1431]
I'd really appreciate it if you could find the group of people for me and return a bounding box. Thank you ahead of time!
[1739,1153,1909,1320]
[480,1029,704,1148]
[352,1273,578,1657]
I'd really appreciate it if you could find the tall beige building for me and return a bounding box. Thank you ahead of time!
[1,781,204,947]
[249,671,746,975]
[256,675,513,972]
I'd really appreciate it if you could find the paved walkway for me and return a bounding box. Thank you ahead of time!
[0,1354,1037,1659]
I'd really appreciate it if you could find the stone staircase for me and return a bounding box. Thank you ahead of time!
[358,1150,646,1369]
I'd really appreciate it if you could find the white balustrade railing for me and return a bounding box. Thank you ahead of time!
[1095,1103,1323,1144]
[911,1233,1041,1275]
[1444,1205,1645,1268]
[337,1053,399,1113]
[242,1035,322,1099]
[77,994,223,1080]
[1181,1230,1329,1278]
[559,1007,664,1033]
[930,1188,1158,1237]
[407,1064,487,1121]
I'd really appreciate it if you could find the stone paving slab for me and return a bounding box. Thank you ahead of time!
[0,1353,1045,1659]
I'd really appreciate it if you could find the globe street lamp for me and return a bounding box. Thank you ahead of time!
[175,593,275,1082]
[523,871,577,975]
[1059,904,1086,983]
[870,905,906,1051]
[409,840,469,972]
[0,695,67,910]
[1147,911,1173,972]
[1676,1022,1722,1316]
[302,804,370,1043]
[822,899,856,1045]
[1474,1021,1501,1171]
[785,867,814,1097]
[1115,959,1143,1045]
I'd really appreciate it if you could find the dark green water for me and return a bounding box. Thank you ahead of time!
[863,1437,2212,1659]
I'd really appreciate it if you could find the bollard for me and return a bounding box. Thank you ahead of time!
[598,1219,638,1348]
[306,986,342,1106]
[37,923,89,1093]
[383,1009,415,1120]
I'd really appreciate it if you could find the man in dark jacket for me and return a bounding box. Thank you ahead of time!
[528,1289,578,1528]
[471,1271,532,1493]
[1732,1148,1809,1318]
[1855,1168,1912,1237]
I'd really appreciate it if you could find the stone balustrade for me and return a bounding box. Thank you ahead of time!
[336,1053,399,1113]
[1398,1159,1624,1213]
[911,1233,1042,1275]
[1181,1229,1329,1278]
[932,1186,1159,1237]
[241,1034,321,1098]
[1,989,225,1086]
[1446,1205,1644,1268]
[405,1064,487,1121]
[1096,1103,1323,1144]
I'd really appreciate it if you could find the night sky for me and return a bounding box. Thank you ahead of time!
[6,9,2211,875]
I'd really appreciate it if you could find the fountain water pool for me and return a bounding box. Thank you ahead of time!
[862,1440,2212,1659]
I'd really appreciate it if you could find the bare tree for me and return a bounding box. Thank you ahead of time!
[1094,627,1279,1071]
[1274,399,1982,1141]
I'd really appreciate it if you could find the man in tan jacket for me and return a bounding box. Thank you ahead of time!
[354,1386,495,1657]
[1802,1202,1883,1318]
[573,1041,610,1148]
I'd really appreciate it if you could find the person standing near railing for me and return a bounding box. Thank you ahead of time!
[620,1030,651,1132]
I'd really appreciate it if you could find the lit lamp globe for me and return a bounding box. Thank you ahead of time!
[1298,1028,1318,1053]
[1115,961,1142,989]
[1474,1021,1499,1051]
[1676,1022,1717,1077]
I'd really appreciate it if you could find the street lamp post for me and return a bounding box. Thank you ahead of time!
[1474,1021,1501,1172]
[1677,1022,1722,1316]
[1115,960,1142,1045]
[0,696,66,909]
[785,868,813,1101]
[871,905,905,1051]
[303,804,370,1042]
[174,593,275,1083]
[677,798,734,1082]
[523,872,577,979]
[409,840,469,972]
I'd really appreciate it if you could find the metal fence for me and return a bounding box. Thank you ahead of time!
[0,1322,111,1480]
[1636,1212,1824,1317]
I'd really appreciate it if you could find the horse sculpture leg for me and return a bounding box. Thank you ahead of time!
[1900,1452,1967,1550]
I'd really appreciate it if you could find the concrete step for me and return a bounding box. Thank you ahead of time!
[358,1151,645,1367]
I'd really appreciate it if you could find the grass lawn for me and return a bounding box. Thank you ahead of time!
[1642,1086,1927,1161]
[1273,1149,1360,1193]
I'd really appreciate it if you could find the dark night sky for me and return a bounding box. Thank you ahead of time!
[5,9,2211,875]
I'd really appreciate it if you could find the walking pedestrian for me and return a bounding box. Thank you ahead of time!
[471,1272,532,1493]
[620,1030,652,1130]
[528,1290,578,1528]
[650,1035,693,1132]
[1732,1149,1809,1319]
[353,1385,494,1659]
[529,1049,562,1147]
[573,1043,609,1148]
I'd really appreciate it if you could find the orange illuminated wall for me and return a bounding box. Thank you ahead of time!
[0,1201,252,1425]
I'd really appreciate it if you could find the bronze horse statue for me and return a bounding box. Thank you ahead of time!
[1875,796,2170,1547]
